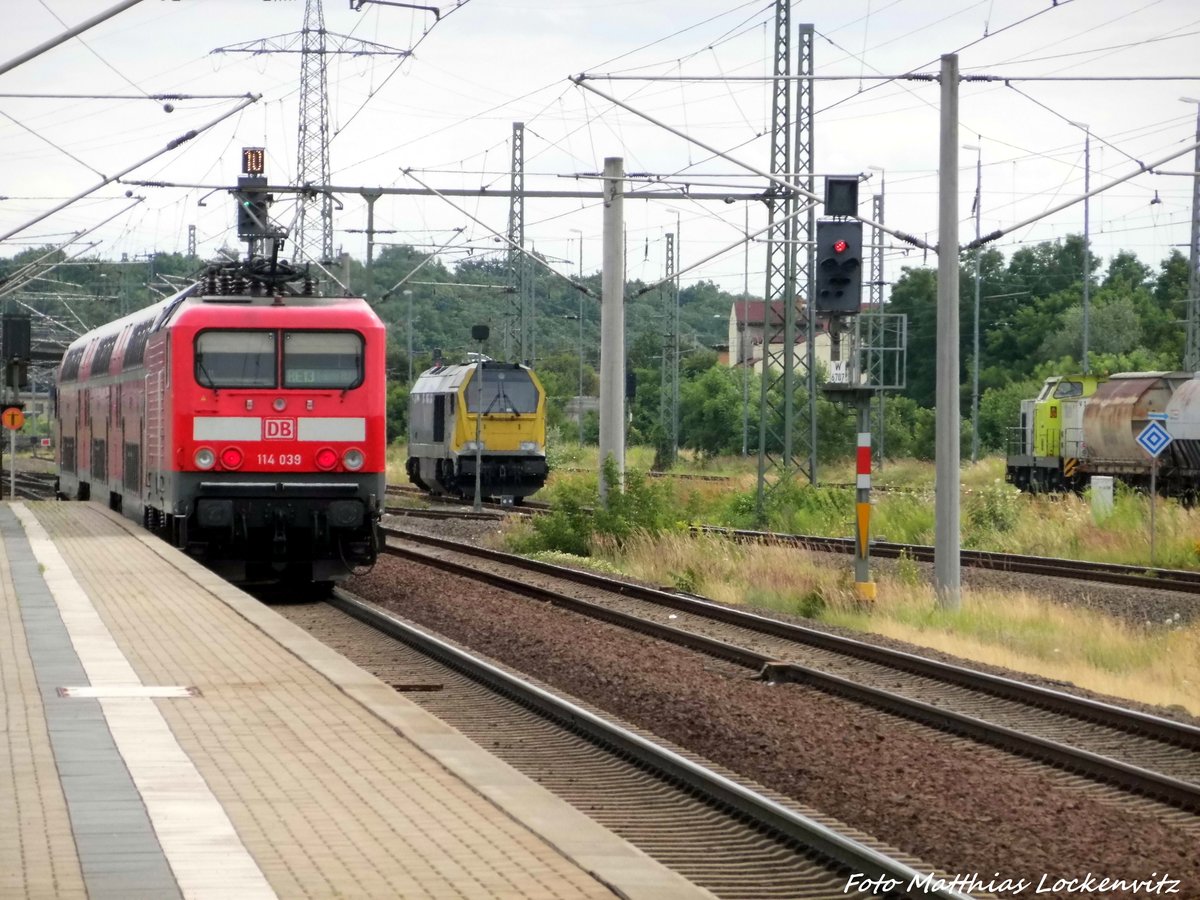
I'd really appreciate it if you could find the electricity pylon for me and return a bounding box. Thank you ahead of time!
[213,0,408,264]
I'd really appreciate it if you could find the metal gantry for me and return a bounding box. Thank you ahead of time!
[755,8,814,519]
[868,191,886,461]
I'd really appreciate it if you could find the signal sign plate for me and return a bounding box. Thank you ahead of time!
[1136,420,1173,458]
[1,407,24,430]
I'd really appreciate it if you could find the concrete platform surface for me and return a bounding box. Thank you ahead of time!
[1,500,711,899]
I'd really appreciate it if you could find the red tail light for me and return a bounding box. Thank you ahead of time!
[315,447,338,470]
[220,447,244,469]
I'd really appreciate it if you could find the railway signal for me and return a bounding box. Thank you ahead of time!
[236,146,275,241]
[814,220,864,314]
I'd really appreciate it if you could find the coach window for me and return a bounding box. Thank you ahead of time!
[195,330,276,388]
[282,331,363,389]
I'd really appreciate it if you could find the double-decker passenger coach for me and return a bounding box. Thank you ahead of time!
[55,260,387,586]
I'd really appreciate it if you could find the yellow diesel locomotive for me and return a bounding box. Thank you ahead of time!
[406,357,548,502]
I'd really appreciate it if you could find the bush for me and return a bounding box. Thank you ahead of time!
[508,456,677,557]
[963,482,1022,543]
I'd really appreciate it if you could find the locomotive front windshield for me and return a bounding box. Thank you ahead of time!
[283,332,362,388]
[195,331,275,387]
[195,329,363,389]
[465,366,539,414]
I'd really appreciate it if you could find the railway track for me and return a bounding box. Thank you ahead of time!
[694,526,1200,595]
[281,591,965,899]
[386,482,1200,593]
[0,468,59,501]
[380,524,1200,819]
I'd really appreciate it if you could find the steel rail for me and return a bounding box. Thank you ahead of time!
[329,588,972,899]
[693,525,1200,594]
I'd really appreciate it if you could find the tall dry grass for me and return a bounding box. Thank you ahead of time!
[603,531,1200,714]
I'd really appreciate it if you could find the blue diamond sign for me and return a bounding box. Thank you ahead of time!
[1136,419,1173,459]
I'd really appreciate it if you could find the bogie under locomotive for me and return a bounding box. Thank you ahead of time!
[55,261,387,585]
[406,358,548,502]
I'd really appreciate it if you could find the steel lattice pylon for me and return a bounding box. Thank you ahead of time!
[506,122,526,363]
[296,0,333,264]
[659,232,678,465]
[755,9,814,519]
[1186,111,1200,372]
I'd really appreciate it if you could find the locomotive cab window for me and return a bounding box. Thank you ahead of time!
[283,331,363,389]
[1053,380,1083,399]
[466,366,539,414]
[195,331,275,388]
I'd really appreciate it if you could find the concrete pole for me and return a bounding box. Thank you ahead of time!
[935,54,961,609]
[364,191,380,290]
[598,158,626,503]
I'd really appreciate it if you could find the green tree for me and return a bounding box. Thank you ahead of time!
[977,379,1041,453]
[385,382,408,443]
[1036,292,1143,362]
[884,266,937,407]
[678,366,746,457]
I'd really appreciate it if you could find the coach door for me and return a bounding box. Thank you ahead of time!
[144,339,166,505]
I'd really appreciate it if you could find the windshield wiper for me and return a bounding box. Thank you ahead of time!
[196,353,219,395]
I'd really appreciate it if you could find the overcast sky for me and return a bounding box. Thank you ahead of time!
[1,0,1198,300]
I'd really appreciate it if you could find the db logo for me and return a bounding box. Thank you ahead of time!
[265,418,296,440]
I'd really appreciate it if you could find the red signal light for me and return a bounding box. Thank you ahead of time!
[220,447,244,469]
[832,239,848,254]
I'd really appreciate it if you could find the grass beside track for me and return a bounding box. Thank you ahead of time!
[596,532,1200,717]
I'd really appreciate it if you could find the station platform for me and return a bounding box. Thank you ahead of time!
[0,500,708,899]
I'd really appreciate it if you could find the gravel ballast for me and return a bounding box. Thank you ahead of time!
[349,528,1200,899]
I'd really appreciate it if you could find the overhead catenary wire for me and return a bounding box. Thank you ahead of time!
[572,76,932,251]
[0,94,261,246]
[401,168,598,298]
[965,137,1200,250]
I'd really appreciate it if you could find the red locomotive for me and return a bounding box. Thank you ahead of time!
[54,259,387,586]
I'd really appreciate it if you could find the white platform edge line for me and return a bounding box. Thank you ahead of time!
[11,503,277,900]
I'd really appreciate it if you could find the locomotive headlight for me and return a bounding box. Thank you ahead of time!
[519,441,540,452]
[219,447,244,470]
[342,448,365,471]
[462,440,484,451]
[315,447,338,470]
[272,397,287,411]
[194,447,216,470]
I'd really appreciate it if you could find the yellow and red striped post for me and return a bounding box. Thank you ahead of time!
[854,430,876,601]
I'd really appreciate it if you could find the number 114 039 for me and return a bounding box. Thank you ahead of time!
[257,453,302,466]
